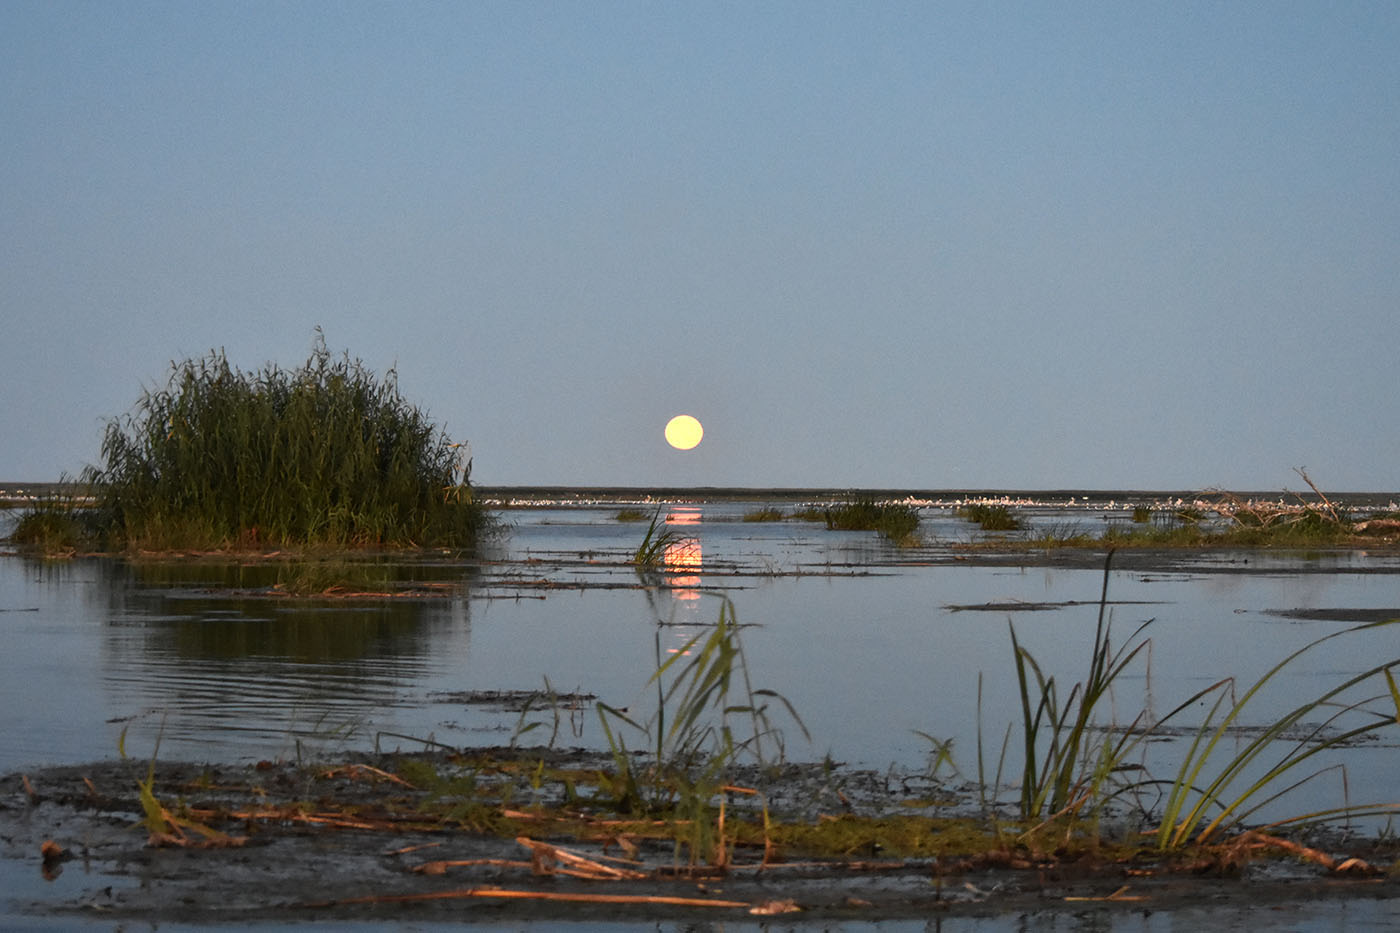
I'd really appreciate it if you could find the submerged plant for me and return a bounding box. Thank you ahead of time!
[82,331,487,551]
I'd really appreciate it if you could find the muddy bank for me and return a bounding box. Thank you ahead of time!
[7,752,1400,927]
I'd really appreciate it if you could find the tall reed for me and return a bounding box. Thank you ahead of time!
[82,334,486,550]
[1010,555,1153,824]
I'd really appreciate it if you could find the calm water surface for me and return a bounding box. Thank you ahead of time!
[5,500,1400,826]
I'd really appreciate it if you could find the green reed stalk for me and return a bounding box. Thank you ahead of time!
[632,508,686,567]
[596,596,806,863]
[1154,618,1400,848]
[1011,554,1154,823]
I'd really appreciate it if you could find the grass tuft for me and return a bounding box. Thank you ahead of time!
[632,509,688,567]
[957,503,1022,531]
[78,332,488,552]
[8,483,97,555]
[823,498,921,545]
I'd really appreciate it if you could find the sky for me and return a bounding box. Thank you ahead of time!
[3,2,1398,491]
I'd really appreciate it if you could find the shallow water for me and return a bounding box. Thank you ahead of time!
[4,500,1400,828]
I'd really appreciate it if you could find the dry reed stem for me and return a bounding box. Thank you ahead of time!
[215,808,416,832]
[1063,884,1146,902]
[516,837,649,880]
[1294,468,1343,524]
[414,858,534,875]
[320,763,415,787]
[1232,831,1376,874]
[301,887,752,909]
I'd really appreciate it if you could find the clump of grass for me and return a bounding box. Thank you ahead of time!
[742,507,786,523]
[790,506,828,523]
[1153,620,1400,849]
[994,554,1400,849]
[823,498,921,545]
[8,485,98,555]
[615,508,648,522]
[957,503,1022,531]
[271,559,394,596]
[81,333,488,552]
[1009,555,1152,826]
[597,597,807,864]
[632,509,687,567]
[1131,505,1153,524]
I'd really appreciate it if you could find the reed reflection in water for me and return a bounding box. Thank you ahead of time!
[98,560,474,762]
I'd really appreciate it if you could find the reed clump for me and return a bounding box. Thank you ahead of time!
[632,509,687,567]
[994,554,1400,851]
[597,597,807,864]
[957,503,1021,531]
[823,498,921,545]
[80,335,487,551]
[7,485,98,555]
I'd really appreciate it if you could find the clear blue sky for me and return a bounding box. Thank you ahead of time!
[4,2,1397,490]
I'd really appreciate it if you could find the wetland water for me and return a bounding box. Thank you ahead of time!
[5,492,1400,928]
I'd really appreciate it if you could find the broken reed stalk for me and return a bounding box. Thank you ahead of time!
[300,888,752,909]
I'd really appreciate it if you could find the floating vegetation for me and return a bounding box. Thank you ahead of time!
[269,559,397,597]
[741,507,786,523]
[615,508,649,522]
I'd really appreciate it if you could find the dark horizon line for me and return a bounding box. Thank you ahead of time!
[473,484,1400,502]
[3,481,1396,502]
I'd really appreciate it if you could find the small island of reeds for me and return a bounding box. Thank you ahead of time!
[11,335,487,554]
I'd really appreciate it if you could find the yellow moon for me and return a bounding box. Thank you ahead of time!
[664,414,703,450]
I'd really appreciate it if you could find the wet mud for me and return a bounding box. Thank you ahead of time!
[7,751,1400,927]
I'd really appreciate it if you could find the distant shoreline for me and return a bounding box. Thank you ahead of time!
[3,482,1397,510]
